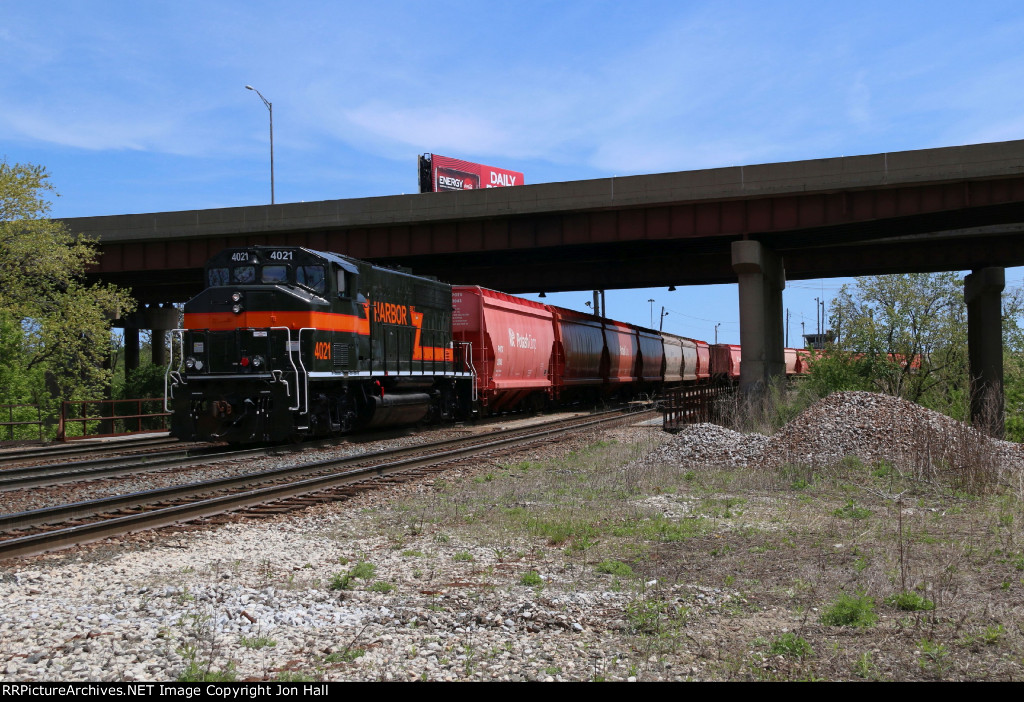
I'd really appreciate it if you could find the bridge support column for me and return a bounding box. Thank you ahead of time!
[732,240,786,393]
[124,327,140,372]
[965,267,1005,437]
[146,304,179,367]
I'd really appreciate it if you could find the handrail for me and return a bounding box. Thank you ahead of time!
[458,341,477,402]
[164,329,186,412]
[297,327,315,415]
[270,326,301,410]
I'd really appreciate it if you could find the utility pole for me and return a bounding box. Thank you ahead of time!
[715,323,721,344]
[648,299,655,327]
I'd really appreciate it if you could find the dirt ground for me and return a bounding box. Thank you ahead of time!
[374,421,1024,681]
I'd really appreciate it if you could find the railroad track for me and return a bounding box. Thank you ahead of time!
[0,435,185,467]
[0,423,458,489]
[0,443,297,491]
[0,408,655,560]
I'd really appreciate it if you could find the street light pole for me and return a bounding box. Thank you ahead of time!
[648,299,655,327]
[245,85,274,204]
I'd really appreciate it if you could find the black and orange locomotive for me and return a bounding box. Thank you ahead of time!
[167,246,473,443]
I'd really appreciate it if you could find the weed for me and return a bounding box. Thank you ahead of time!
[329,561,376,590]
[325,648,365,663]
[820,592,877,627]
[961,624,1005,649]
[885,591,935,612]
[625,595,688,637]
[833,500,873,520]
[177,660,236,683]
[369,581,395,594]
[400,549,423,557]
[239,635,276,650]
[767,633,813,659]
[519,570,543,586]
[917,638,950,677]
[853,651,876,679]
[453,551,475,562]
[275,671,316,682]
[596,560,635,577]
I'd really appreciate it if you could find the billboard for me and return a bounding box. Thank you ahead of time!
[418,154,524,193]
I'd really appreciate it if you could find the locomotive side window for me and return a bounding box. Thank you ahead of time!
[337,269,348,297]
[232,266,256,284]
[261,265,288,284]
[208,267,229,287]
[297,265,326,294]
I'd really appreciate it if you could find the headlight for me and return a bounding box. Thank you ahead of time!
[185,357,196,369]
[231,292,243,302]
[232,304,243,314]
[252,356,264,368]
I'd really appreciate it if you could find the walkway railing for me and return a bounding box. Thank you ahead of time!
[57,398,170,441]
[662,382,735,432]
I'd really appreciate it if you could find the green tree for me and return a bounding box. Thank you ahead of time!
[0,161,134,406]
[828,272,967,409]
[816,272,1024,428]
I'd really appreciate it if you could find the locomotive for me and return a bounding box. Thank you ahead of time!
[166,245,807,444]
[166,246,472,443]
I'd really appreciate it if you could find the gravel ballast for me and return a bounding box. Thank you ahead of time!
[2,392,1022,682]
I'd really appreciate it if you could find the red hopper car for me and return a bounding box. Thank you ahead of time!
[452,286,555,413]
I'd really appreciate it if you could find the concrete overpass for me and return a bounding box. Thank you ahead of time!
[65,139,1024,434]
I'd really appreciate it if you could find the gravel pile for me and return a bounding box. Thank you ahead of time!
[647,423,771,468]
[763,391,1024,472]
[653,391,1024,477]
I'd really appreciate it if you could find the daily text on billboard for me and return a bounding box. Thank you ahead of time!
[418,154,524,193]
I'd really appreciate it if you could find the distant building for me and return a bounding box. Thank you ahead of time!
[802,332,835,350]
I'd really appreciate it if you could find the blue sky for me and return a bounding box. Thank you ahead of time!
[2,1,1023,343]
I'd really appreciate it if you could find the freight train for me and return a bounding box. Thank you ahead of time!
[165,246,805,443]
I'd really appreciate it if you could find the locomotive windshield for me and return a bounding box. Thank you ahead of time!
[205,261,327,295]
[202,247,357,300]
[297,265,326,294]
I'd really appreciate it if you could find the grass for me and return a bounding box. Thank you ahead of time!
[209,399,1024,681]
